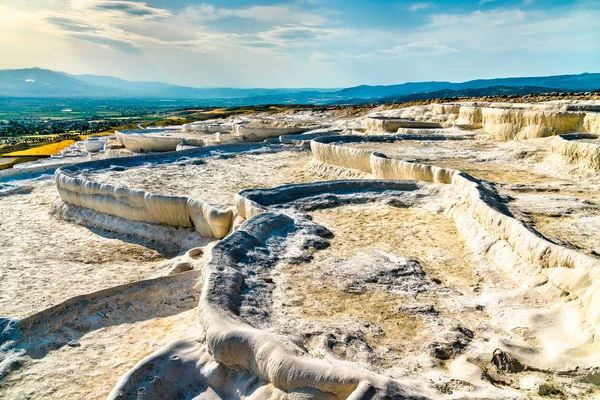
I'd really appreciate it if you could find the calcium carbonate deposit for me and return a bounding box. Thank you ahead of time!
[1,101,600,399]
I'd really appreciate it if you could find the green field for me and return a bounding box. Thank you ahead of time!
[0,97,223,121]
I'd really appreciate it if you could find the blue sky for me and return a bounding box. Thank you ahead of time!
[0,0,598,87]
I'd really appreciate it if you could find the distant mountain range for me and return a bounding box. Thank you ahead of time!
[343,85,582,105]
[0,68,599,105]
[0,67,338,99]
[336,73,600,100]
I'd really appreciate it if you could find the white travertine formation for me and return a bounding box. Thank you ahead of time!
[370,152,454,183]
[396,127,464,135]
[310,140,373,173]
[234,192,267,219]
[113,119,323,153]
[56,171,193,226]
[183,121,233,133]
[52,145,270,239]
[107,207,426,400]
[216,132,244,143]
[551,134,600,169]
[56,174,227,233]
[309,134,600,342]
[366,116,442,132]
[455,106,483,129]
[479,108,585,140]
[428,103,461,115]
[55,170,233,239]
[187,198,233,238]
[583,112,600,133]
[115,129,191,152]
[195,213,411,399]
[5,101,600,400]
[455,103,599,139]
[231,118,320,141]
[84,137,105,153]
[373,102,600,140]
[233,124,309,141]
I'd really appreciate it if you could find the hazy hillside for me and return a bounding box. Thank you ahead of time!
[451,73,600,91]
[70,73,338,99]
[0,68,598,103]
[335,81,455,99]
[337,73,600,100]
[0,68,336,99]
[0,68,115,97]
[344,85,571,105]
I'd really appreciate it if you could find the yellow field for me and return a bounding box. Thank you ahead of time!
[3,140,76,157]
[200,108,228,114]
[199,108,255,115]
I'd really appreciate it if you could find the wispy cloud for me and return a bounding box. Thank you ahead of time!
[184,3,329,25]
[256,25,336,47]
[409,2,434,12]
[68,33,140,53]
[310,50,375,63]
[74,0,171,20]
[419,7,600,53]
[0,0,598,87]
[46,17,96,33]
[384,42,460,56]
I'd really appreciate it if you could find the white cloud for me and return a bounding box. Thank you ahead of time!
[478,0,494,5]
[22,0,335,59]
[36,0,332,54]
[409,2,433,12]
[257,25,337,47]
[70,0,171,20]
[384,42,460,56]
[184,3,329,25]
[418,7,600,53]
[310,50,375,64]
[0,0,598,87]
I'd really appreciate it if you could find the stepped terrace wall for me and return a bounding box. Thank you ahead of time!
[366,116,443,132]
[453,103,600,139]
[182,122,233,133]
[54,143,269,239]
[233,124,310,141]
[369,102,600,140]
[308,134,600,341]
[551,134,600,169]
[309,134,471,177]
[115,129,188,152]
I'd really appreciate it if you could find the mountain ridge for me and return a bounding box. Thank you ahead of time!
[337,72,600,99]
[0,68,339,99]
[337,85,584,105]
[0,68,598,103]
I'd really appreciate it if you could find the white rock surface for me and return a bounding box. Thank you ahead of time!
[2,101,600,400]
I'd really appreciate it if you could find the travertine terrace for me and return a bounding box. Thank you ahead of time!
[2,99,600,399]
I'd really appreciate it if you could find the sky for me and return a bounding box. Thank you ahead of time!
[0,0,598,88]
